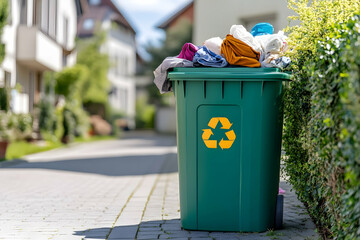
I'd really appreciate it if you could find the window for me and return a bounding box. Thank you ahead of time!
[34,0,42,27]
[49,0,57,38]
[63,17,68,47]
[62,54,68,67]
[34,0,56,37]
[40,0,49,32]
[116,55,120,75]
[120,89,128,112]
[240,13,277,33]
[89,0,101,5]
[20,0,27,25]
[4,71,11,87]
[124,56,128,76]
[7,0,12,24]
[83,18,94,30]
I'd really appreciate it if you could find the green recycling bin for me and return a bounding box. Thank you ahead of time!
[168,67,291,232]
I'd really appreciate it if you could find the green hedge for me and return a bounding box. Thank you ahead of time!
[309,15,360,239]
[284,8,360,239]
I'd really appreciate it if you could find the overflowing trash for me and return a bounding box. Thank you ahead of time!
[193,46,228,68]
[154,23,291,93]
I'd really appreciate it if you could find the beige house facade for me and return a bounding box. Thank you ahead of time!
[193,0,294,45]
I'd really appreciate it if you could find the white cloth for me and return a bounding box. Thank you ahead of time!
[255,31,289,68]
[203,37,223,55]
[255,31,288,54]
[153,57,193,94]
[229,25,262,53]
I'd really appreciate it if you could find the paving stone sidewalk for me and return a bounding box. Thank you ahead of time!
[0,132,319,240]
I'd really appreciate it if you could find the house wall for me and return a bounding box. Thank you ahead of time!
[193,0,294,44]
[103,25,136,129]
[57,0,77,50]
[0,0,20,88]
[0,0,78,113]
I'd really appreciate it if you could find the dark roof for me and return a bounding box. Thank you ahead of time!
[157,0,193,29]
[75,0,89,18]
[101,0,136,33]
[77,6,108,37]
[77,0,136,37]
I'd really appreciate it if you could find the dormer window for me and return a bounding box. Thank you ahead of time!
[89,0,101,5]
[83,18,94,30]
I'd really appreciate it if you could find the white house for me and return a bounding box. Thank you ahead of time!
[0,0,80,113]
[77,0,137,129]
[193,0,294,45]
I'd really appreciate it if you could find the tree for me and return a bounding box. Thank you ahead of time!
[145,18,193,105]
[52,65,91,142]
[77,32,110,106]
[76,32,111,118]
[0,1,8,112]
[0,0,8,64]
[55,64,89,101]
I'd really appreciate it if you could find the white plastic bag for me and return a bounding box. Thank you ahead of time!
[229,25,262,53]
[204,37,223,55]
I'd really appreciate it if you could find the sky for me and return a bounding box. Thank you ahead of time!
[114,0,192,59]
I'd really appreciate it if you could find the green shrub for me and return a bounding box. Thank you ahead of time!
[53,106,64,140]
[68,102,90,138]
[0,0,8,64]
[39,96,90,143]
[43,71,53,95]
[110,110,125,135]
[135,97,155,129]
[55,65,88,100]
[0,111,32,142]
[77,32,110,108]
[283,0,360,238]
[0,87,9,111]
[62,106,76,143]
[0,111,13,141]
[38,96,57,133]
[306,14,360,239]
[13,113,32,141]
[84,101,106,119]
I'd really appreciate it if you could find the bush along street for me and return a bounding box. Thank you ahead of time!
[307,15,360,239]
[283,0,360,238]
[0,111,33,159]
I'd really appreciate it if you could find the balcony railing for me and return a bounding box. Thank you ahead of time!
[16,25,62,72]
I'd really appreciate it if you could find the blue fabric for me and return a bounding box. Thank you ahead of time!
[251,23,274,37]
[193,46,228,68]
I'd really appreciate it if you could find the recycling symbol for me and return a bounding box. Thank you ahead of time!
[202,117,236,150]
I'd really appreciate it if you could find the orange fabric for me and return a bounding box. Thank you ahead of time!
[221,34,261,67]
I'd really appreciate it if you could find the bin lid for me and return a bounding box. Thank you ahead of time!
[168,67,291,81]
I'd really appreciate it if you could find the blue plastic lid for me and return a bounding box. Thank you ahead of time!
[251,23,274,37]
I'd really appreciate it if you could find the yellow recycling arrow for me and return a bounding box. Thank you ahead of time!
[218,117,233,129]
[202,129,217,148]
[202,129,214,140]
[202,117,236,150]
[204,140,217,148]
[225,130,236,141]
[208,118,219,129]
[219,138,235,150]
